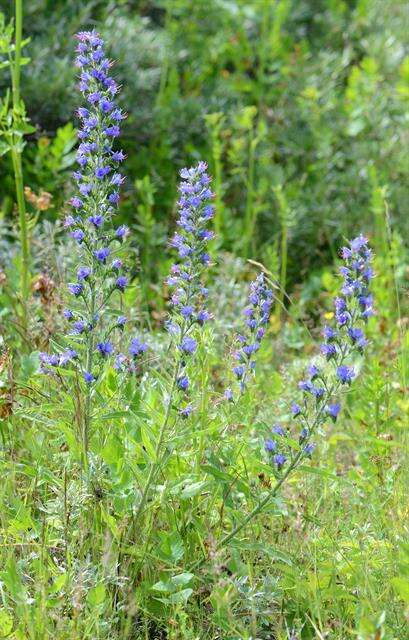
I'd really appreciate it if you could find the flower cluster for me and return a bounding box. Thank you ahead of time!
[226,273,273,398]
[264,235,374,472]
[165,162,215,415]
[40,31,146,381]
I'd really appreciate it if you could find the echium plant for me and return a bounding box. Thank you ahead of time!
[193,235,374,565]
[165,162,215,416]
[226,273,273,399]
[129,163,215,527]
[39,31,146,463]
[265,234,374,472]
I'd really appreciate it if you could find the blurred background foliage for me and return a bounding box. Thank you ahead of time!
[0,0,408,286]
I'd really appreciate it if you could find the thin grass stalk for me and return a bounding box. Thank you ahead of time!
[11,0,30,334]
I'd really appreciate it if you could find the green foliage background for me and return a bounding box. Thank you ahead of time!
[1,0,408,284]
[0,2,408,639]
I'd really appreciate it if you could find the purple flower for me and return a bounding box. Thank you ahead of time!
[59,349,78,366]
[320,343,337,360]
[95,166,110,179]
[115,276,128,292]
[179,336,197,354]
[291,403,301,417]
[96,341,114,358]
[84,371,95,384]
[274,454,287,469]
[265,439,277,452]
[77,266,91,281]
[68,283,83,297]
[327,403,341,421]
[233,365,245,380]
[224,388,234,402]
[336,365,355,384]
[272,424,285,436]
[63,309,74,320]
[112,259,122,270]
[71,229,85,243]
[181,305,194,319]
[88,215,104,227]
[73,321,86,334]
[94,247,110,263]
[129,338,148,358]
[177,375,189,391]
[304,443,316,456]
[180,404,193,419]
[115,225,128,239]
[117,315,127,327]
[70,197,83,209]
[39,353,60,367]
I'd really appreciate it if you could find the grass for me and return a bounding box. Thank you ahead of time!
[0,246,407,639]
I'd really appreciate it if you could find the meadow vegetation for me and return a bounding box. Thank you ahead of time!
[0,1,408,639]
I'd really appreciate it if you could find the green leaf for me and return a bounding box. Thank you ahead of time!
[0,609,13,637]
[0,140,10,156]
[171,572,194,587]
[391,577,409,602]
[179,480,207,500]
[87,583,106,607]
[169,588,193,604]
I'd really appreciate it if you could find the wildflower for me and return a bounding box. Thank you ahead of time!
[165,162,215,413]
[177,375,189,391]
[115,276,128,292]
[96,341,114,358]
[40,31,133,400]
[327,403,341,422]
[77,266,91,281]
[179,336,197,354]
[267,235,374,471]
[336,365,355,384]
[229,273,273,394]
[129,338,147,358]
[180,404,193,419]
[274,454,287,469]
[265,439,277,452]
[94,247,110,263]
[68,283,83,297]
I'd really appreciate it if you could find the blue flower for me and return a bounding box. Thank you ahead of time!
[115,276,128,291]
[129,338,148,358]
[96,341,114,358]
[274,454,287,469]
[68,283,83,297]
[77,266,91,281]
[327,403,341,421]
[230,273,273,394]
[336,365,355,384]
[94,247,110,263]
[177,375,189,391]
[84,371,95,384]
[179,336,197,354]
[265,439,277,452]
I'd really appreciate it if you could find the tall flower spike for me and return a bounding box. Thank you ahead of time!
[228,273,273,398]
[265,235,374,472]
[39,31,146,383]
[165,162,215,415]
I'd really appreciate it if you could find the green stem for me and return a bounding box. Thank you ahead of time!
[244,134,256,258]
[82,287,96,469]
[131,364,180,527]
[278,221,288,317]
[11,0,30,335]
